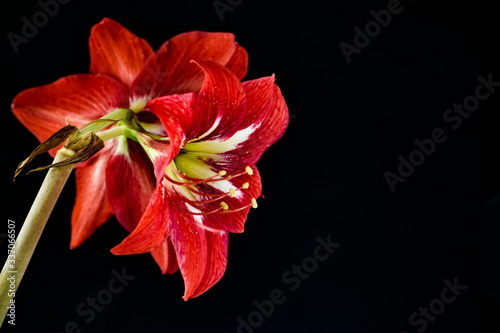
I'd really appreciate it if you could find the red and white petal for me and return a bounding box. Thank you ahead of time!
[186,61,247,142]
[130,31,244,101]
[147,62,249,149]
[12,74,129,156]
[208,165,262,233]
[135,132,173,183]
[70,148,114,249]
[236,79,289,163]
[150,238,179,274]
[144,93,196,165]
[174,153,261,233]
[186,227,229,299]
[167,204,229,300]
[111,183,168,255]
[105,138,155,232]
[183,76,289,164]
[89,18,154,89]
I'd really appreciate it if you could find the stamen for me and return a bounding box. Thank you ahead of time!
[219,198,258,214]
[166,165,257,218]
[190,206,223,215]
[251,198,258,209]
[164,173,221,186]
[165,166,254,187]
[178,184,246,205]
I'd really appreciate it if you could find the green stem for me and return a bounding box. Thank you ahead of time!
[97,125,128,142]
[0,149,76,327]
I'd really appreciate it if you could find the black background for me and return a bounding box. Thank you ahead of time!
[2,0,500,332]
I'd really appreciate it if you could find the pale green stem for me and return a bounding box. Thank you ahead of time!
[0,148,76,327]
[96,125,128,142]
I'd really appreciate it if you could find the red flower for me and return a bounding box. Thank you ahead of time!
[111,61,288,299]
[12,18,247,255]
[12,18,288,299]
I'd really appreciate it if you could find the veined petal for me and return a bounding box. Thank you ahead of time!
[12,74,129,156]
[130,31,245,100]
[111,184,167,254]
[70,147,114,249]
[237,79,289,163]
[205,164,262,234]
[225,44,248,80]
[188,61,246,142]
[105,137,155,232]
[174,153,262,233]
[144,93,196,166]
[135,132,172,183]
[89,18,154,89]
[150,238,179,274]
[186,227,228,300]
[183,76,289,164]
[167,203,229,300]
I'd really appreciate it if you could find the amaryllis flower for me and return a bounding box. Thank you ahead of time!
[11,18,248,270]
[11,18,288,299]
[111,60,288,299]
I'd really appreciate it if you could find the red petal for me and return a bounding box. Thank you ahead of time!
[189,61,246,141]
[70,148,114,248]
[167,206,229,300]
[105,138,155,232]
[111,185,167,254]
[188,77,289,164]
[232,77,289,163]
[144,93,196,170]
[150,238,179,274]
[188,228,229,299]
[225,44,248,80]
[130,31,245,100]
[113,179,229,299]
[135,132,173,183]
[201,164,262,233]
[12,74,129,156]
[89,18,153,89]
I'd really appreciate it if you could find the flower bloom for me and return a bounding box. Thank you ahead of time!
[112,60,288,299]
[12,18,288,299]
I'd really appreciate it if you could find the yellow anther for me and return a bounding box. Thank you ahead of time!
[245,166,254,175]
[218,170,227,176]
[229,188,236,197]
[251,198,258,209]
[242,182,250,189]
[220,201,229,210]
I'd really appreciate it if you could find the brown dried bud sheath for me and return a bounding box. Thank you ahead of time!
[13,125,104,181]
